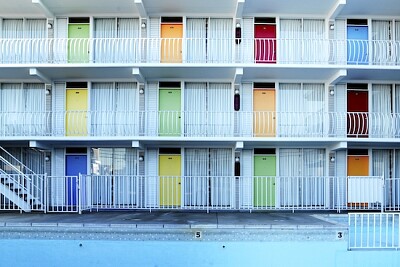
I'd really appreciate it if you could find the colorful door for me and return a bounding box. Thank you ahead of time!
[161,23,183,63]
[159,154,181,206]
[159,88,181,136]
[254,155,276,207]
[66,155,87,206]
[347,155,369,207]
[66,89,88,136]
[347,26,368,64]
[347,90,368,137]
[254,24,276,63]
[253,89,275,137]
[68,23,90,63]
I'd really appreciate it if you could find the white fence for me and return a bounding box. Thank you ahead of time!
[3,174,400,213]
[0,38,399,65]
[39,175,394,213]
[2,111,400,138]
[349,213,400,250]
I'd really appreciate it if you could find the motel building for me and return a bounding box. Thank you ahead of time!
[0,0,400,219]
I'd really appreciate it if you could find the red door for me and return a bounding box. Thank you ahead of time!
[254,24,276,63]
[347,90,368,137]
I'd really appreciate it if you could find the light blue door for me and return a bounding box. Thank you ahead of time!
[347,26,368,64]
[66,155,87,206]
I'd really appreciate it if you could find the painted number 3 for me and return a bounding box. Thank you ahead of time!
[337,232,343,239]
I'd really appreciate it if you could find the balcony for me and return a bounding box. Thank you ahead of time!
[0,37,399,65]
[1,111,400,139]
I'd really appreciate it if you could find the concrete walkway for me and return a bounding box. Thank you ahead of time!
[0,211,346,229]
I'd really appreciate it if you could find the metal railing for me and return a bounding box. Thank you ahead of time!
[42,175,390,213]
[0,173,45,212]
[2,110,400,139]
[0,37,399,65]
[349,213,400,250]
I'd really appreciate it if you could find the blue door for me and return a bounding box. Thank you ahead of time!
[347,26,368,64]
[66,155,87,206]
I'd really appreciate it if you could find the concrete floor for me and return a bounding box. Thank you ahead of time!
[0,211,346,228]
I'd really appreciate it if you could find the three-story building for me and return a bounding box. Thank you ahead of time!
[1,0,400,213]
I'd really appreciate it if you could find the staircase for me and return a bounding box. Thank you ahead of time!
[0,146,45,212]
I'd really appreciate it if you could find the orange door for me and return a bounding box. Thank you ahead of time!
[253,89,275,137]
[161,24,183,63]
[347,156,369,176]
[347,155,369,207]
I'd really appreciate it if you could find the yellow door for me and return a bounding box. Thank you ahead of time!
[66,89,88,136]
[253,89,275,137]
[159,154,181,207]
[347,156,369,176]
[161,24,183,63]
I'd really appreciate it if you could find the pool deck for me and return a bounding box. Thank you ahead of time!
[0,211,348,241]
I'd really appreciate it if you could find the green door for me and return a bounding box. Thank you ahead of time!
[68,24,90,63]
[159,89,181,136]
[254,155,276,207]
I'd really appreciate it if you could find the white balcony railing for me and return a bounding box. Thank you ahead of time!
[41,175,392,213]
[1,37,400,65]
[1,111,400,138]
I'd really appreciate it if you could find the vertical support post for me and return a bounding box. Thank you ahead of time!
[381,174,385,213]
[44,173,48,213]
[78,173,82,214]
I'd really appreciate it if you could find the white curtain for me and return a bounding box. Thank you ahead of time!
[1,83,23,135]
[279,83,324,137]
[91,83,115,135]
[2,19,23,63]
[91,82,137,136]
[372,20,391,64]
[184,148,208,206]
[393,150,400,206]
[372,84,392,137]
[395,22,400,64]
[303,19,326,63]
[279,148,325,206]
[91,148,137,206]
[25,19,47,63]
[115,82,137,135]
[184,82,207,136]
[208,83,232,136]
[280,19,302,63]
[373,149,391,205]
[280,19,325,63]
[208,19,233,63]
[94,18,139,63]
[2,19,23,38]
[25,83,46,135]
[210,148,232,206]
[94,19,116,62]
[117,18,140,62]
[186,18,207,63]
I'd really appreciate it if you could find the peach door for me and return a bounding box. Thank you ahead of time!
[253,89,275,137]
[161,24,183,63]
